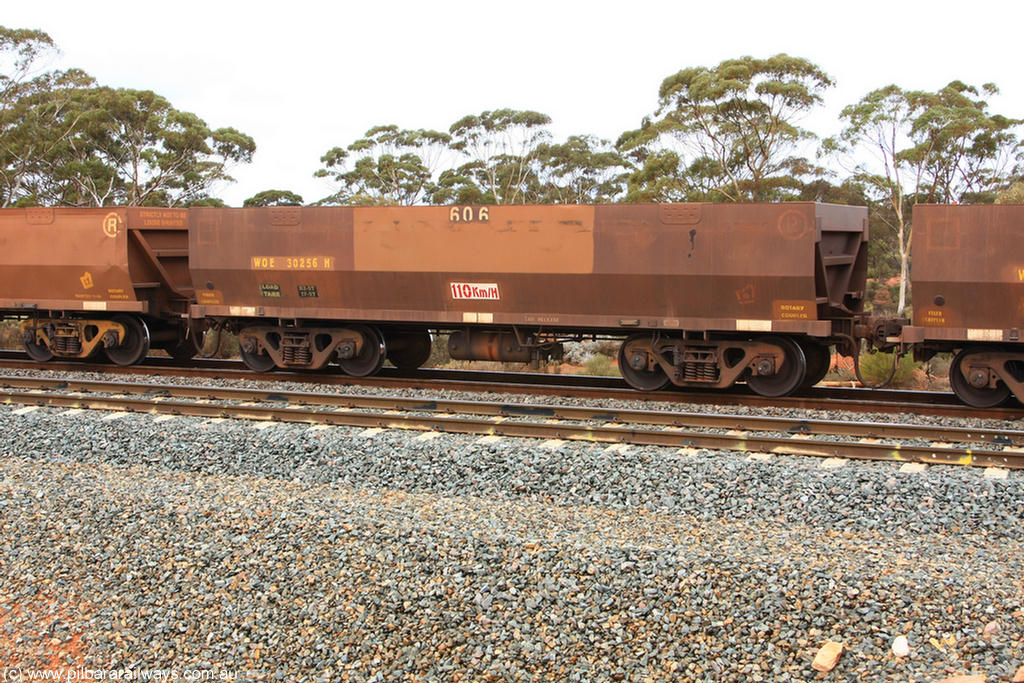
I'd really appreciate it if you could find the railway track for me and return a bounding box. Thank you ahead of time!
[2,374,1022,470]
[0,350,1021,419]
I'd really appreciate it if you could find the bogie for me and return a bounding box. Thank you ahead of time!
[616,334,811,397]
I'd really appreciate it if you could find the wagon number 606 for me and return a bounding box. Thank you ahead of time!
[449,206,489,223]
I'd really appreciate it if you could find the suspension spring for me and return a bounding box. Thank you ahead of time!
[53,330,82,354]
[279,333,313,366]
[677,348,720,383]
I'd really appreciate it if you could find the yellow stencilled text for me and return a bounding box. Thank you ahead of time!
[772,300,812,320]
[251,256,335,270]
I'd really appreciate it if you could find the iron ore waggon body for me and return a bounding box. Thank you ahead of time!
[901,204,1024,407]
[7,201,1024,406]
[0,207,193,365]
[189,202,868,395]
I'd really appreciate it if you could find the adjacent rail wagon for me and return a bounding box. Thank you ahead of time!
[902,204,1024,407]
[0,207,194,365]
[188,202,869,395]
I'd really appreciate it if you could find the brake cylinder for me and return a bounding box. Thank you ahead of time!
[447,331,532,362]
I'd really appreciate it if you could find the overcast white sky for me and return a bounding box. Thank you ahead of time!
[5,0,1020,206]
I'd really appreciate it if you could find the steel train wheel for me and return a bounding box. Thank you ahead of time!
[799,341,831,389]
[104,315,151,366]
[339,325,386,377]
[949,347,1011,408]
[238,331,276,372]
[746,337,807,398]
[386,331,433,371]
[23,336,54,362]
[618,336,670,391]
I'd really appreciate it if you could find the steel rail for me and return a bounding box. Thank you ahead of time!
[1,384,1022,470]
[0,351,1021,419]
[1,374,1021,447]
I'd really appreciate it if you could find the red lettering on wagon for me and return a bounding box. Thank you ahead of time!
[450,282,500,300]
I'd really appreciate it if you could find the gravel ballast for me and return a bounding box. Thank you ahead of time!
[0,373,1022,682]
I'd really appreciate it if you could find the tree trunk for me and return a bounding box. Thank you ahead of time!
[896,245,909,316]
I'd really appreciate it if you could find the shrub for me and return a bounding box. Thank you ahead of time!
[577,354,621,377]
[425,333,450,368]
[921,354,951,390]
[562,340,621,366]
[0,321,22,350]
[857,351,918,387]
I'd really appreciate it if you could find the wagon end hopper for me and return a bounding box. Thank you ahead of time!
[0,207,194,364]
[592,202,867,393]
[188,203,866,392]
[903,204,1024,407]
[590,202,867,331]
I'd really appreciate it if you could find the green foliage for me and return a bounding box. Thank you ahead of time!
[184,197,227,207]
[920,353,952,391]
[619,54,832,202]
[425,333,450,368]
[996,181,1024,204]
[0,25,54,100]
[0,320,21,350]
[433,109,552,205]
[862,198,899,281]
[316,125,450,206]
[9,29,1022,215]
[616,148,689,202]
[858,351,918,387]
[1,26,254,208]
[48,87,256,207]
[577,354,621,377]
[243,189,303,207]
[0,66,95,207]
[1,26,90,207]
[828,80,1021,313]
[535,135,627,203]
[795,177,867,204]
[911,82,1020,204]
[865,277,903,315]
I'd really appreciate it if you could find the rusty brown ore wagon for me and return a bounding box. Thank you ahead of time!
[901,204,1024,407]
[186,202,869,396]
[0,207,193,365]
[8,201,1024,406]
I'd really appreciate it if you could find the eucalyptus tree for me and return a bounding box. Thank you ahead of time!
[316,125,450,205]
[244,189,304,207]
[618,54,832,202]
[3,26,254,208]
[0,67,95,206]
[828,81,1021,313]
[0,26,84,206]
[433,109,551,204]
[35,88,253,206]
[0,25,54,110]
[997,182,1024,204]
[534,134,628,204]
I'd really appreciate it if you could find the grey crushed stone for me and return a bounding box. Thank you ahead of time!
[0,373,1021,682]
